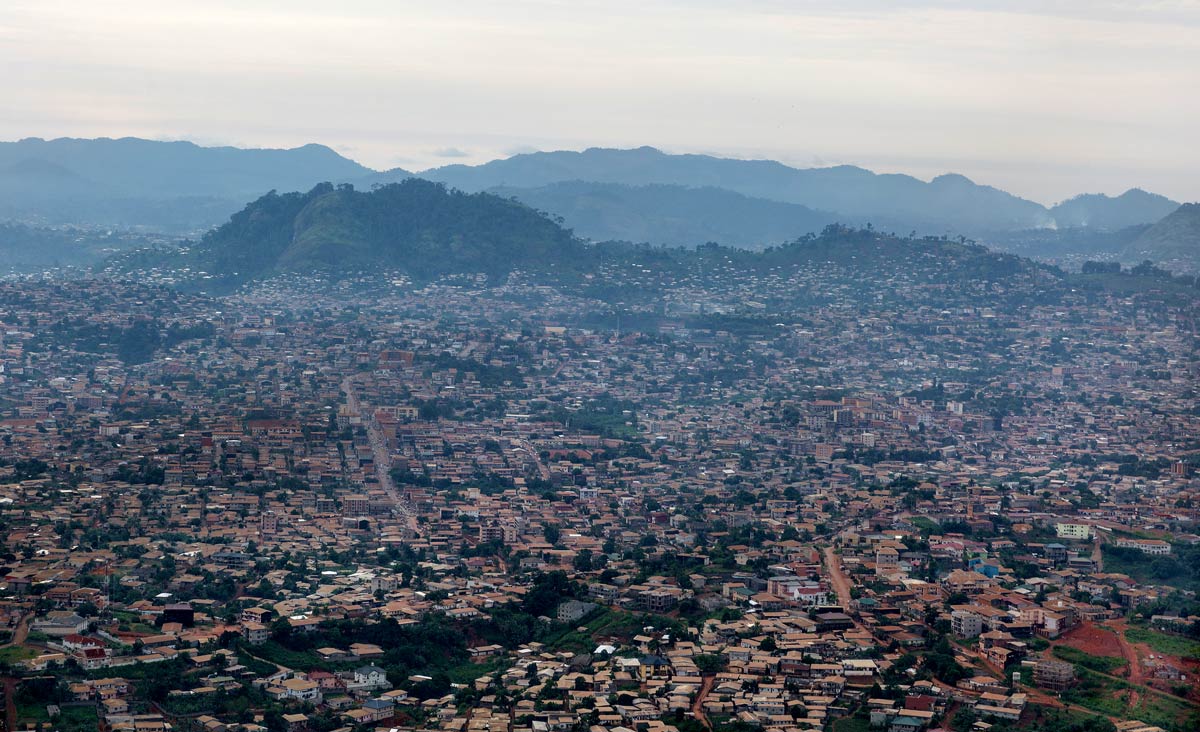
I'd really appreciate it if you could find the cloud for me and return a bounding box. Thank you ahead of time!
[1,0,1197,202]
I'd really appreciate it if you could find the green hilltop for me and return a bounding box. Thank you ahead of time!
[142,179,583,288]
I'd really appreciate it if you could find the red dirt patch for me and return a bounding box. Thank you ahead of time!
[1062,622,1123,661]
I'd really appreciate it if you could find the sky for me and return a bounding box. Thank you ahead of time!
[2,0,1198,205]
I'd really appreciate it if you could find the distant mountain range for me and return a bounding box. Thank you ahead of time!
[0,137,374,231]
[3,137,1196,272]
[490,181,839,248]
[425,146,1055,235]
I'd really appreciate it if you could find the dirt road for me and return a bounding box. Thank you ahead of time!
[823,546,853,608]
[1106,620,1144,684]
[690,674,715,730]
[4,614,31,648]
[2,676,16,732]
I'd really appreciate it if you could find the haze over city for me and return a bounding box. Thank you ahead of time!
[0,4,1197,732]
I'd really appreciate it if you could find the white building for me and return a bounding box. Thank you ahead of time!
[1055,523,1091,540]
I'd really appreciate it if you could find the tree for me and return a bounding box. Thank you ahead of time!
[573,549,593,572]
[521,571,574,617]
[694,654,725,673]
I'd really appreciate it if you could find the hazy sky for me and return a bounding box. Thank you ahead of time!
[3,0,1198,204]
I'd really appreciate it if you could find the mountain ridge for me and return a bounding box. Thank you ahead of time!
[419,145,1051,234]
[1049,188,1180,230]
[0,137,1187,252]
[1123,203,1200,274]
[489,180,840,248]
[0,137,373,231]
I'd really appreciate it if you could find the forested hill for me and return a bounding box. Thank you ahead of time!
[1124,203,1200,274]
[110,175,1069,299]
[120,179,585,288]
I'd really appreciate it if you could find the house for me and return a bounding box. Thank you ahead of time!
[556,599,597,623]
[887,709,936,732]
[31,612,88,637]
[241,606,273,624]
[351,665,390,691]
[1114,538,1172,555]
[842,659,878,677]
[349,642,384,659]
[60,634,105,652]
[951,611,982,638]
[272,677,323,703]
[242,621,270,645]
[281,713,309,732]
[468,644,504,660]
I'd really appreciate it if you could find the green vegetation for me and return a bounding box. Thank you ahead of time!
[1061,668,1198,731]
[446,657,510,685]
[832,711,873,732]
[15,703,98,732]
[1101,544,1200,592]
[536,606,681,655]
[0,222,159,272]
[1052,645,1127,674]
[551,396,639,439]
[248,639,323,670]
[1126,626,1200,660]
[1017,707,1117,732]
[129,179,586,290]
[923,635,969,684]
[0,645,37,664]
[30,315,214,365]
[910,516,941,534]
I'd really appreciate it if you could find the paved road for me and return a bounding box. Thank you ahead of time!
[341,376,420,534]
[517,438,551,482]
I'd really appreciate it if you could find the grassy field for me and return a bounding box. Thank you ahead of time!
[16,703,99,732]
[1126,626,1200,660]
[1052,645,1127,674]
[832,712,872,732]
[540,607,681,654]
[446,656,509,685]
[249,640,326,670]
[1025,707,1117,731]
[910,516,941,534]
[0,645,37,664]
[1062,668,1197,730]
